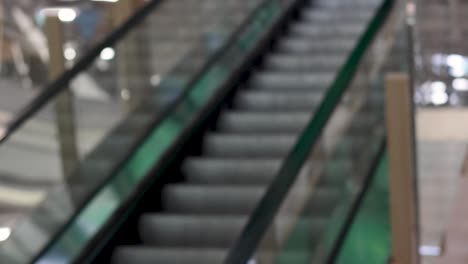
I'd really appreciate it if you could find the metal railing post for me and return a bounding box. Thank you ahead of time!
[45,15,79,177]
[385,73,420,264]
[112,0,147,111]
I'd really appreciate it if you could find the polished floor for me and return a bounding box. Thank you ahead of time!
[416,108,468,264]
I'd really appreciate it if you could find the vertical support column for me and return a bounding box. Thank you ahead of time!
[385,73,419,264]
[45,15,79,177]
[112,0,134,27]
[112,0,141,111]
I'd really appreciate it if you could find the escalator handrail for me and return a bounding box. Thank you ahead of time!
[0,0,163,145]
[225,0,395,263]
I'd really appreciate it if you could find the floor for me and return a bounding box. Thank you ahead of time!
[416,108,468,264]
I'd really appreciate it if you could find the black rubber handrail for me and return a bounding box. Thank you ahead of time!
[0,0,163,145]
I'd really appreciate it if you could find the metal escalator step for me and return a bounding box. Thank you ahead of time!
[301,8,374,23]
[306,0,379,9]
[112,247,226,264]
[183,158,281,185]
[162,185,265,214]
[290,23,365,37]
[146,12,244,26]
[235,90,322,111]
[277,37,355,54]
[203,133,297,158]
[264,54,345,72]
[158,1,257,12]
[217,111,311,133]
[250,72,334,90]
[139,214,246,247]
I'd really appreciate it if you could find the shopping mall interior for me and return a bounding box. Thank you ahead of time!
[0,0,466,263]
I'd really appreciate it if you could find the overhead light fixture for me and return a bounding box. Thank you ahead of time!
[447,54,466,78]
[419,245,442,257]
[431,53,445,66]
[430,81,446,93]
[100,47,115,61]
[431,91,448,106]
[447,54,464,68]
[0,227,11,242]
[121,89,130,101]
[57,8,77,22]
[39,7,78,23]
[453,78,468,91]
[150,74,161,86]
[64,47,77,61]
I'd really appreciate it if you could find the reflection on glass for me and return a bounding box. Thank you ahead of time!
[335,155,391,264]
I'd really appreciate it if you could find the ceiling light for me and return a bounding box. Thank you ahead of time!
[431,53,445,66]
[100,47,115,61]
[0,227,11,242]
[453,78,468,91]
[447,54,466,77]
[430,81,446,93]
[150,74,161,86]
[121,89,130,101]
[447,54,464,68]
[419,245,441,257]
[64,47,76,61]
[431,91,448,106]
[57,8,77,22]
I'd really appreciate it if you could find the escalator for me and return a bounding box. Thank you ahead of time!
[0,0,401,263]
[109,0,381,263]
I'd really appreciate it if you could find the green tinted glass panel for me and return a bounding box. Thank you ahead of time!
[336,154,391,264]
[32,1,284,263]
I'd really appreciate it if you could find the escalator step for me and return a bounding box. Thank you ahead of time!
[250,72,334,90]
[203,133,296,158]
[139,215,246,247]
[277,37,354,54]
[235,90,322,111]
[264,54,345,72]
[290,23,365,37]
[112,247,226,264]
[162,185,264,214]
[301,9,374,23]
[217,111,311,133]
[182,158,281,185]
